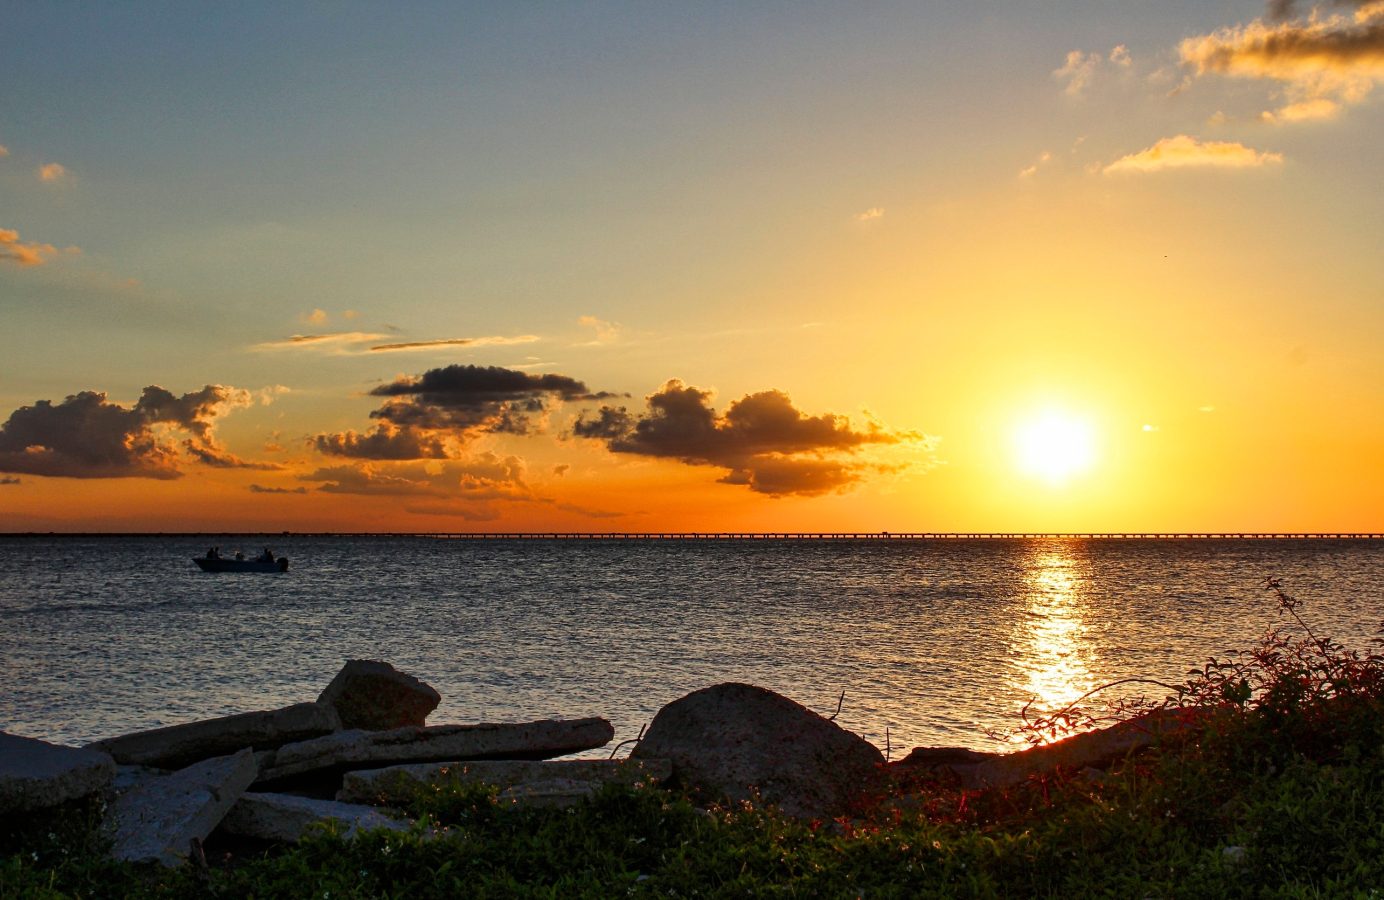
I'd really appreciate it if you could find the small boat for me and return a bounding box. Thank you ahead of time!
[193,556,289,573]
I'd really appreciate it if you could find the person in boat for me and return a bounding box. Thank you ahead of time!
[258,547,275,562]
[234,551,245,560]
[206,547,219,560]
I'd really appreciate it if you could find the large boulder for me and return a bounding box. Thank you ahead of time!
[631,683,885,820]
[317,660,441,731]
[219,792,408,842]
[338,757,671,805]
[0,732,115,814]
[257,718,615,785]
[89,702,341,769]
[103,748,259,867]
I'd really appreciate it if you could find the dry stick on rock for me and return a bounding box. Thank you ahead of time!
[1005,676,1189,746]
[828,690,845,722]
[608,723,647,760]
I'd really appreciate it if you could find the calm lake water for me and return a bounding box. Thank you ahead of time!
[1,536,1381,755]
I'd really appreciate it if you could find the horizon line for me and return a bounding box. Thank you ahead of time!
[2,531,1382,540]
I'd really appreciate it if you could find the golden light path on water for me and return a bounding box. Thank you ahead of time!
[1007,543,1099,744]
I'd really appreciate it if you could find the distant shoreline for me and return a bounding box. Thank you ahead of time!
[2,532,1382,541]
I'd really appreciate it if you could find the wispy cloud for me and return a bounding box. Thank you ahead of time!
[0,144,9,158]
[253,332,391,352]
[1019,151,1053,178]
[1103,135,1284,173]
[1180,3,1384,122]
[254,332,538,355]
[0,227,61,267]
[576,315,622,346]
[302,308,329,325]
[369,335,540,353]
[854,207,885,222]
[1055,45,1139,97]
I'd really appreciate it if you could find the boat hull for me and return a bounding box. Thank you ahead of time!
[193,557,289,573]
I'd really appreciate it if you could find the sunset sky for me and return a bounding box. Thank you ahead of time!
[2,2,1382,532]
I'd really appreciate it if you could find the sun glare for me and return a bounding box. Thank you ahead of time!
[1013,411,1097,485]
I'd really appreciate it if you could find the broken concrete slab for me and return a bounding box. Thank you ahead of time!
[90,702,341,769]
[0,731,115,814]
[219,792,408,843]
[257,718,614,785]
[337,757,671,805]
[317,660,441,731]
[104,747,259,867]
[496,779,601,809]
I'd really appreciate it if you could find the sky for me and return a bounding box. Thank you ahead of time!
[2,1,1382,533]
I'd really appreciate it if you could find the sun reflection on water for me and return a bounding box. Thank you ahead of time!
[1008,542,1098,742]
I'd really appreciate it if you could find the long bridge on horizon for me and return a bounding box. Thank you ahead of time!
[6,531,1382,540]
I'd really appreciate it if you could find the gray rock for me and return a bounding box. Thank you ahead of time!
[892,746,995,769]
[219,792,408,842]
[317,660,441,731]
[630,683,886,820]
[955,708,1200,790]
[0,731,115,814]
[257,718,615,784]
[104,747,259,867]
[337,757,671,805]
[89,702,341,769]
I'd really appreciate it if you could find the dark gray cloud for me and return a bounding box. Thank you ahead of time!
[1267,0,1377,20]
[574,380,911,496]
[0,385,261,479]
[313,365,622,457]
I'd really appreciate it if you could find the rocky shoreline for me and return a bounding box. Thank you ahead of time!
[0,659,1191,869]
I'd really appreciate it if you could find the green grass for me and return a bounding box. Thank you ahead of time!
[6,585,1383,898]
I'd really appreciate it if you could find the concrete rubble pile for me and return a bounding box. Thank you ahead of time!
[2,659,621,867]
[5,665,1192,869]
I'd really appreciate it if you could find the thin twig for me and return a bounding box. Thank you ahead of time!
[608,722,647,759]
[828,690,845,721]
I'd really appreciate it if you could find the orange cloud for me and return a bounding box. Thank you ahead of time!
[38,162,69,183]
[1103,135,1284,173]
[0,227,59,266]
[1180,4,1384,121]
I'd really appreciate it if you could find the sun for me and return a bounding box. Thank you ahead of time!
[1012,411,1097,485]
